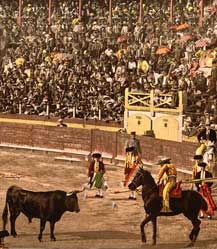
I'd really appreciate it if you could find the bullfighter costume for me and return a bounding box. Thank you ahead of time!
[157,157,177,212]
[196,121,216,162]
[195,162,216,219]
[124,132,142,200]
[192,154,203,180]
[88,153,106,198]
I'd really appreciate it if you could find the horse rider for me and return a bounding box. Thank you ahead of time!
[124,131,142,200]
[156,157,177,212]
[195,162,216,219]
[196,120,216,161]
[88,153,106,198]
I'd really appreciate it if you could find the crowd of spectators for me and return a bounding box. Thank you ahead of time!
[0,0,216,127]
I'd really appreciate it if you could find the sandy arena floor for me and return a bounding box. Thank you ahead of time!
[0,149,217,249]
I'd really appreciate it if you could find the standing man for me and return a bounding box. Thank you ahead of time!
[88,153,106,198]
[196,120,216,154]
[157,157,177,212]
[57,118,68,127]
[124,131,142,200]
[192,154,204,180]
[196,120,216,169]
[195,162,216,219]
[125,131,142,160]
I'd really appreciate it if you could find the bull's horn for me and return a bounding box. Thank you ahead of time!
[66,187,85,196]
[74,187,85,194]
[66,191,74,196]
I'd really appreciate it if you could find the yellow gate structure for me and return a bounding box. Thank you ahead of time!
[124,88,183,142]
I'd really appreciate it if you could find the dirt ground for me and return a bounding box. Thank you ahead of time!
[0,149,217,249]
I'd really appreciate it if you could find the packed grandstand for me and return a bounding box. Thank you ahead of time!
[0,0,216,132]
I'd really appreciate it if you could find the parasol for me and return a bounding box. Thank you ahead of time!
[179,34,193,43]
[117,35,128,43]
[176,23,190,31]
[195,39,210,48]
[156,47,171,55]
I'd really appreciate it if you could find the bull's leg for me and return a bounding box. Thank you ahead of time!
[9,209,20,237]
[151,216,157,245]
[140,214,152,243]
[50,221,56,241]
[38,219,46,242]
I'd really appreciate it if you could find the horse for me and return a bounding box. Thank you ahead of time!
[128,167,208,247]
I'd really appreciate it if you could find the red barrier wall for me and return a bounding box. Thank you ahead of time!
[0,122,197,171]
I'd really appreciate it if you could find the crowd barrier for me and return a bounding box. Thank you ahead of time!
[0,120,197,173]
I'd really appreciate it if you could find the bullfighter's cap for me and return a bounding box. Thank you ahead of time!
[198,162,207,168]
[92,153,102,159]
[157,157,171,165]
[126,146,135,152]
[194,155,203,160]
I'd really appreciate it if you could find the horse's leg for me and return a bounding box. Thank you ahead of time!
[151,216,157,245]
[140,214,152,243]
[187,217,201,247]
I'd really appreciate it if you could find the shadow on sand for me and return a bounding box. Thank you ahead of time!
[56,230,139,241]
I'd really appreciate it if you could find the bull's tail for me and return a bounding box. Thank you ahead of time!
[2,186,16,230]
[2,195,8,230]
[2,185,22,231]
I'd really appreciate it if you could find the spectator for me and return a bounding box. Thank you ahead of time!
[57,118,67,127]
[0,0,216,129]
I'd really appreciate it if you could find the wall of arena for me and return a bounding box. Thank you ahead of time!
[0,122,197,171]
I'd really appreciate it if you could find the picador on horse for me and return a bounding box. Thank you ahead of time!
[128,163,208,247]
[156,157,177,213]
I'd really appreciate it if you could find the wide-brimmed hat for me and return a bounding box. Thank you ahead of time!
[198,162,207,168]
[92,153,102,159]
[126,146,135,153]
[157,157,171,165]
[194,155,203,160]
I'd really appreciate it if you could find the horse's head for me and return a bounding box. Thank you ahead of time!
[128,167,151,191]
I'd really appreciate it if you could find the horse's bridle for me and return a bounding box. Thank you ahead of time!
[131,170,158,197]
[130,170,144,189]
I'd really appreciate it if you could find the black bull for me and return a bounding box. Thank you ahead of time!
[2,185,80,241]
